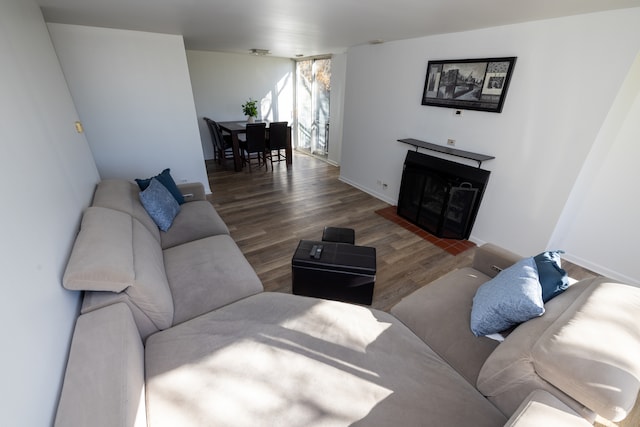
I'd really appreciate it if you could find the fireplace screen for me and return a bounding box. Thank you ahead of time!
[441,183,478,239]
[398,151,489,240]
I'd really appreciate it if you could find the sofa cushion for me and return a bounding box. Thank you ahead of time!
[391,266,499,385]
[139,178,180,232]
[54,303,146,427]
[80,291,161,341]
[531,278,640,422]
[63,207,134,292]
[470,257,545,337]
[163,234,263,325]
[159,200,229,249]
[145,292,507,427]
[135,168,184,204]
[126,218,174,330]
[92,179,161,244]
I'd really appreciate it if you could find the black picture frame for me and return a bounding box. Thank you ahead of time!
[421,57,516,113]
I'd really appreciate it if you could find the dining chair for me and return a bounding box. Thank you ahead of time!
[265,121,288,168]
[203,117,219,161]
[240,122,267,171]
[204,117,234,166]
[213,120,235,165]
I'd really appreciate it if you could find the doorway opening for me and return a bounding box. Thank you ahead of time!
[295,57,331,159]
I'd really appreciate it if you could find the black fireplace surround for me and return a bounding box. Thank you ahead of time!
[397,151,490,240]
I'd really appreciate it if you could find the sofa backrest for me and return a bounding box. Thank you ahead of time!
[92,179,161,244]
[63,206,134,292]
[64,207,174,334]
[91,178,231,250]
[55,303,146,427]
[80,290,163,340]
[477,276,640,423]
[472,242,522,278]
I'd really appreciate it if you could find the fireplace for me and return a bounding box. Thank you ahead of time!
[397,150,490,240]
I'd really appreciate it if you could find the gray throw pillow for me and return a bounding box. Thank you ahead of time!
[470,257,545,337]
[139,178,180,231]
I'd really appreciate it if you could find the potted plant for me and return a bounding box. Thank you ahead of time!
[242,98,258,123]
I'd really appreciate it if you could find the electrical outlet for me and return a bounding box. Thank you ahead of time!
[447,139,456,146]
[382,182,388,190]
[376,179,383,186]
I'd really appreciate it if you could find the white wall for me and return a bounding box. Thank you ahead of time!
[0,1,101,425]
[187,50,294,160]
[550,55,640,284]
[327,53,347,166]
[340,8,640,282]
[48,24,210,191]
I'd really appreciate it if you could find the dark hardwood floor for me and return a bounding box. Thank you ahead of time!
[206,151,640,427]
[206,150,596,313]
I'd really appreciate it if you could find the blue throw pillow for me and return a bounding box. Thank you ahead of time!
[470,257,545,337]
[135,168,185,205]
[139,178,180,232]
[534,250,569,302]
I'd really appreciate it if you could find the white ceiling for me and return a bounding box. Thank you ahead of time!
[36,0,640,58]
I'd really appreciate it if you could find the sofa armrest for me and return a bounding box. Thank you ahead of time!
[177,182,206,202]
[55,303,146,427]
[472,243,522,278]
[504,390,592,427]
[478,277,640,422]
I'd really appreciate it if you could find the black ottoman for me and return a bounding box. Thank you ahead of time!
[292,240,376,305]
[322,226,355,245]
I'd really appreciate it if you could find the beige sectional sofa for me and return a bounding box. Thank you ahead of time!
[55,179,639,426]
[391,247,640,424]
[62,179,263,339]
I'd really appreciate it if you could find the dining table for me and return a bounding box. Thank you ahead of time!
[217,120,293,172]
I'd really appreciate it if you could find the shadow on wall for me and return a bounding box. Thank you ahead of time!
[260,71,292,123]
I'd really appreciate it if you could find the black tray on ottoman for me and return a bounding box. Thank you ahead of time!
[292,240,376,305]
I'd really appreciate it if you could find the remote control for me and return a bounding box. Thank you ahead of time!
[309,244,323,259]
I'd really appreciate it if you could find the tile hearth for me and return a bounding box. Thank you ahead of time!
[375,206,476,256]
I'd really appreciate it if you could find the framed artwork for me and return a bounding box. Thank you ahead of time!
[421,57,516,113]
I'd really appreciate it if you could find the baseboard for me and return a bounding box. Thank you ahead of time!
[560,253,639,286]
[338,175,397,205]
[468,236,487,247]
